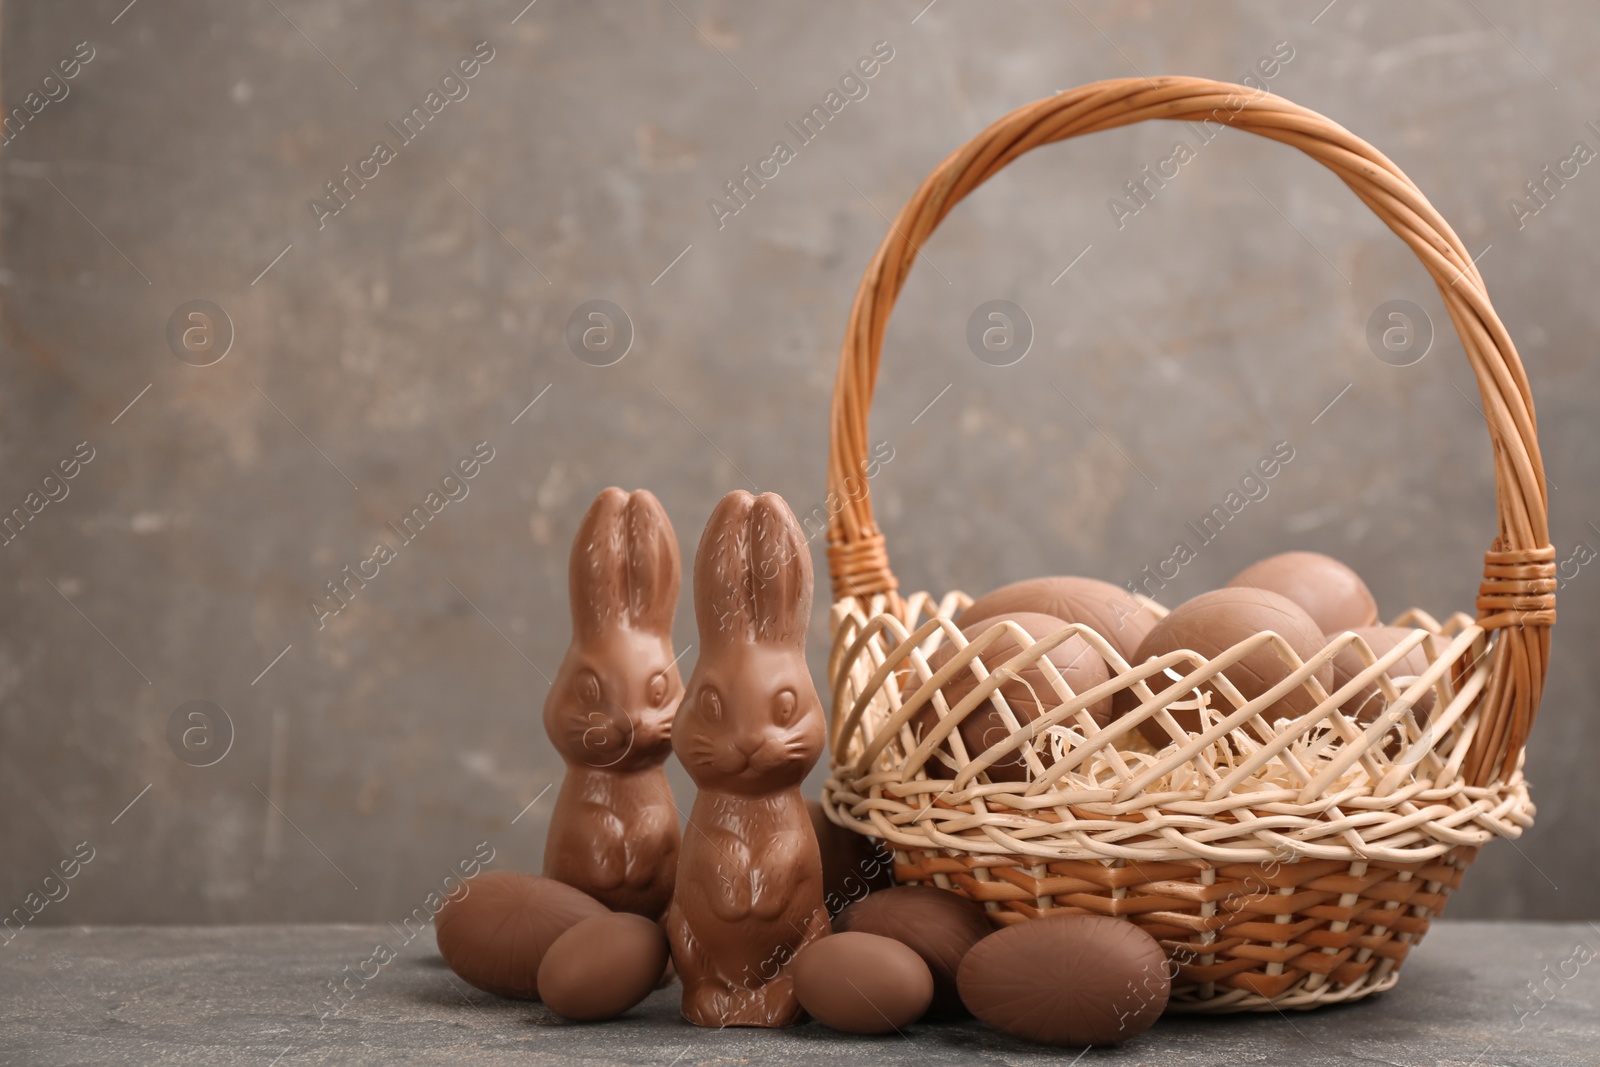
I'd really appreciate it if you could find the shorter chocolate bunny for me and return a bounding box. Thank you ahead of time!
[543,488,684,921]
[667,490,829,1028]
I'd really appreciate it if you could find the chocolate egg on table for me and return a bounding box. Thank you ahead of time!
[834,885,993,1017]
[913,612,1112,782]
[1227,551,1378,634]
[956,576,1161,660]
[792,932,934,1034]
[537,912,671,1021]
[1329,626,1438,729]
[807,800,894,916]
[1113,588,1333,747]
[958,915,1169,1047]
[435,871,609,999]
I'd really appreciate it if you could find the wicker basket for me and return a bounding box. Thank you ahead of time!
[819,77,1552,1012]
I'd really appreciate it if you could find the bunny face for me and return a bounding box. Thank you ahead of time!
[676,490,823,795]
[546,628,682,771]
[545,486,684,771]
[675,643,824,793]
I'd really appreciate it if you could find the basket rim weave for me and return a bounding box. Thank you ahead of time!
[824,591,1534,868]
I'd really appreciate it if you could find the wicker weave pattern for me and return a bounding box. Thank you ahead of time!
[892,845,1477,1011]
[819,77,1551,1012]
[822,593,1532,1009]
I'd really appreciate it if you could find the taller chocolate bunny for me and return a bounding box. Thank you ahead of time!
[543,488,684,921]
[667,491,829,1028]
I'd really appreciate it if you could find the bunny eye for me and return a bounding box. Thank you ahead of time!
[648,673,669,707]
[773,689,798,725]
[702,688,723,723]
[578,671,601,706]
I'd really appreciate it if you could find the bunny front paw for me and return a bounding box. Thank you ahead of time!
[707,866,753,922]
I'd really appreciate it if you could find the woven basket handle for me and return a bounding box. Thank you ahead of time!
[825,77,1553,786]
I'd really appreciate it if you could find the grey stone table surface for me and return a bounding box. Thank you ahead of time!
[2,922,1596,1066]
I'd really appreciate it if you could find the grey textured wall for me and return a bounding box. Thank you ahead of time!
[2,0,1595,926]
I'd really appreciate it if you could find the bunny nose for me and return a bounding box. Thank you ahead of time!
[734,734,763,758]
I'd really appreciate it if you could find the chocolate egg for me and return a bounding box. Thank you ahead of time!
[537,912,670,1021]
[956,576,1161,659]
[834,885,993,1016]
[1113,588,1333,747]
[807,800,894,917]
[913,612,1112,782]
[958,915,1168,1046]
[1227,551,1378,634]
[792,932,934,1034]
[1329,625,1438,735]
[435,871,609,999]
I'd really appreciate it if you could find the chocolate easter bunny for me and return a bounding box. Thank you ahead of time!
[543,488,684,921]
[667,491,829,1028]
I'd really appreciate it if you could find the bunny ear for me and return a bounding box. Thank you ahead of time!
[569,487,680,638]
[749,493,811,647]
[693,490,811,649]
[694,490,757,646]
[622,489,680,636]
[569,487,631,639]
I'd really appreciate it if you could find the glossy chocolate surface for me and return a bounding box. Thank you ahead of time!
[956,575,1162,659]
[666,491,829,1028]
[537,912,671,1022]
[434,871,608,1000]
[1114,587,1333,746]
[957,914,1169,1046]
[834,885,993,1017]
[915,611,1112,782]
[543,487,683,920]
[1329,625,1438,744]
[807,799,894,917]
[1228,550,1379,634]
[792,931,934,1034]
